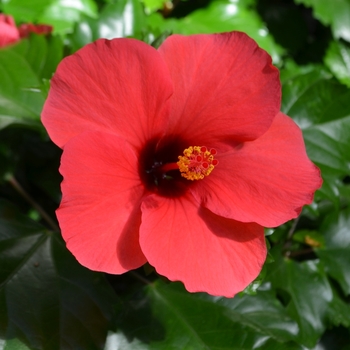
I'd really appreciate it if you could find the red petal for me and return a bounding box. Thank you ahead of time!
[196,112,322,227]
[140,194,266,297]
[42,38,173,149]
[0,14,20,48]
[158,32,280,143]
[57,131,146,273]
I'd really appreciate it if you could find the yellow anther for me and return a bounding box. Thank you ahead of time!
[177,146,218,181]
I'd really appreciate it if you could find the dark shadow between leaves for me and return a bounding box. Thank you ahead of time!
[107,271,166,345]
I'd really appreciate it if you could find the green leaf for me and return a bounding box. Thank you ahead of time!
[326,289,350,328]
[115,280,302,349]
[294,0,350,42]
[316,207,350,295]
[12,34,63,80]
[266,256,332,348]
[282,68,346,128]
[97,0,145,38]
[141,0,166,13]
[104,331,148,350]
[0,48,45,129]
[0,33,61,130]
[281,66,350,202]
[213,287,299,343]
[38,0,98,34]
[147,0,284,62]
[0,200,118,350]
[69,0,146,50]
[2,0,55,22]
[1,338,32,350]
[324,40,350,87]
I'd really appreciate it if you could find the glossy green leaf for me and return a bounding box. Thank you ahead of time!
[213,288,299,342]
[0,34,62,130]
[104,331,148,350]
[0,200,118,350]
[1,338,32,350]
[316,208,350,295]
[294,0,350,42]
[281,67,350,202]
[38,0,98,34]
[147,0,284,62]
[266,256,332,348]
[0,48,45,129]
[324,40,350,87]
[282,68,346,128]
[303,111,350,173]
[69,0,145,50]
[114,280,303,349]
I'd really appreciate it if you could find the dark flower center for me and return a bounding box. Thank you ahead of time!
[139,136,191,198]
[138,136,218,198]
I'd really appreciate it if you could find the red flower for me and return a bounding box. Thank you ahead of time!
[0,13,52,48]
[0,14,19,47]
[41,32,322,297]
[18,23,53,38]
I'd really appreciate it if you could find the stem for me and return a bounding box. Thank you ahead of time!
[284,248,314,258]
[7,175,60,232]
[129,271,151,285]
[283,216,302,256]
[287,216,300,240]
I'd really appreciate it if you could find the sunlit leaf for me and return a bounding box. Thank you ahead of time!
[316,207,350,295]
[146,0,284,62]
[1,338,32,350]
[2,0,55,22]
[69,0,145,50]
[324,40,350,87]
[104,331,148,350]
[141,0,166,13]
[0,48,45,129]
[38,0,98,34]
[295,0,350,42]
[0,34,62,130]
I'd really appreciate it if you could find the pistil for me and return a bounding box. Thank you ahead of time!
[146,145,218,183]
[177,146,218,181]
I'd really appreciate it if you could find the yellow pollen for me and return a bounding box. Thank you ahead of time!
[177,146,218,181]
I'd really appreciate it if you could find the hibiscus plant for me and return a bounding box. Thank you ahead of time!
[0,0,350,349]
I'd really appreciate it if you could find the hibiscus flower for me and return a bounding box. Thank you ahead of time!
[41,32,322,297]
[0,13,52,48]
[0,14,19,47]
[18,23,53,38]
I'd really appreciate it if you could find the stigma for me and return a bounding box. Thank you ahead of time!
[177,146,218,181]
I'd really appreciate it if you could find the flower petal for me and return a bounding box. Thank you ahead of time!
[0,14,20,48]
[42,38,173,149]
[196,112,322,227]
[57,131,146,273]
[140,194,266,297]
[158,32,280,143]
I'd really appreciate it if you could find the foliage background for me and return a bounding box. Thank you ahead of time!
[1,0,350,349]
